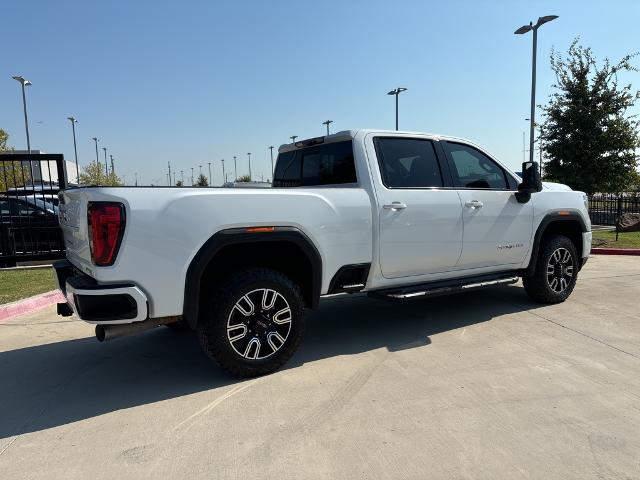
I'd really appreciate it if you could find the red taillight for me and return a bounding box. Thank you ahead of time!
[87,202,125,266]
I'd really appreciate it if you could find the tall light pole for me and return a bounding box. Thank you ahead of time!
[515,15,558,169]
[67,117,79,184]
[102,147,108,177]
[12,76,32,153]
[180,170,184,184]
[208,162,212,186]
[221,159,226,185]
[199,164,202,176]
[168,161,172,186]
[247,153,252,181]
[173,172,176,185]
[135,172,138,187]
[387,87,407,131]
[233,156,237,181]
[92,137,99,171]
[269,146,274,178]
[322,120,333,135]
[110,154,115,176]
[290,135,297,143]
[191,167,194,185]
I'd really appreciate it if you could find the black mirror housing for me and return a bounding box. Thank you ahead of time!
[515,161,542,203]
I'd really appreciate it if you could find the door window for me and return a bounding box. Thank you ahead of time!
[445,142,508,189]
[374,138,443,188]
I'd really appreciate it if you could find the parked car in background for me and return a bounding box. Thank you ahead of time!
[54,129,592,377]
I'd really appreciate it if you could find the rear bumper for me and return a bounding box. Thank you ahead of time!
[53,260,148,324]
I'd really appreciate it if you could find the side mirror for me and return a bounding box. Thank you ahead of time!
[515,161,542,203]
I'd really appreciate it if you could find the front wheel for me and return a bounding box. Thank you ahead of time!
[197,268,305,377]
[523,234,579,304]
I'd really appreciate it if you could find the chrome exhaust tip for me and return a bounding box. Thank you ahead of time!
[95,317,182,342]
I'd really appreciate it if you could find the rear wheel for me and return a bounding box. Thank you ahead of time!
[197,268,305,377]
[523,234,578,304]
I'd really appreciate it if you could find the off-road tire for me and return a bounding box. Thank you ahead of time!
[197,268,305,377]
[523,234,579,304]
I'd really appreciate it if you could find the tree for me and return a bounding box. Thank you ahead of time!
[0,128,11,152]
[0,129,29,193]
[235,174,251,183]
[541,40,640,194]
[195,173,208,187]
[175,180,184,187]
[79,161,123,186]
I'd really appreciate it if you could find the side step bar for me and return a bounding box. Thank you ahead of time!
[369,272,520,300]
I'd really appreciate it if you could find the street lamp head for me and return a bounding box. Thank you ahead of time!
[92,137,99,142]
[514,23,533,34]
[387,87,407,95]
[67,116,77,123]
[537,15,558,27]
[12,75,32,86]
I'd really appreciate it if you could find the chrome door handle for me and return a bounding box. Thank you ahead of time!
[465,200,483,209]
[383,202,407,211]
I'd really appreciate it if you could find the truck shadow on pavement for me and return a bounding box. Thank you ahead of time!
[0,285,540,439]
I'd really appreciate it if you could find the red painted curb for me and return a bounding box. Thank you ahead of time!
[0,290,65,322]
[591,248,640,256]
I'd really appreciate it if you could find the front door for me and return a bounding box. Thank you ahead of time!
[442,141,533,269]
[369,136,464,279]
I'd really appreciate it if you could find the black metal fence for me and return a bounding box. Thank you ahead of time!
[588,194,640,226]
[0,153,67,267]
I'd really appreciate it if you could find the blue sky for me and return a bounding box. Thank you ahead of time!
[2,0,639,185]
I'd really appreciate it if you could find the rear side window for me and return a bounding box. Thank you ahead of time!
[273,140,356,187]
[374,138,443,188]
[444,142,508,189]
[273,151,301,187]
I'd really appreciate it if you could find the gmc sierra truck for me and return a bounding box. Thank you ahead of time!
[54,129,592,377]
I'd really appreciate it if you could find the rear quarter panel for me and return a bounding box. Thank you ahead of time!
[71,187,373,318]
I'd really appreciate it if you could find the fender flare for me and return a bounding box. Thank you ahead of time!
[182,227,322,329]
[524,211,588,276]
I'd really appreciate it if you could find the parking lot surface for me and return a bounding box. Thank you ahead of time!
[1,255,639,479]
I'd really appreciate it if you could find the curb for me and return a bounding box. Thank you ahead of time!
[0,264,53,271]
[591,248,640,256]
[0,290,65,322]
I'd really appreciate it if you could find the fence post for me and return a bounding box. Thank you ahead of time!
[616,196,622,241]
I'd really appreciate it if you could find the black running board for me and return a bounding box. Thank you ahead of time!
[368,272,520,300]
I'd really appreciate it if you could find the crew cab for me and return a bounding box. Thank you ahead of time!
[54,129,592,377]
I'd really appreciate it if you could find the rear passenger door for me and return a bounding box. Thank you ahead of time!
[369,135,464,279]
[442,141,533,269]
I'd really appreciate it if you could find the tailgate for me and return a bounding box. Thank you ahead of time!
[58,189,93,269]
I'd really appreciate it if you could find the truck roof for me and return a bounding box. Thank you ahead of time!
[277,129,474,153]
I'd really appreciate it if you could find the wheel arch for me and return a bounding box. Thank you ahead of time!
[524,212,587,276]
[183,227,322,329]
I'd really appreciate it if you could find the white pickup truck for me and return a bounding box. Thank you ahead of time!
[54,129,592,376]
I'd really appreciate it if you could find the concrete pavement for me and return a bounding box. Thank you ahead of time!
[1,255,639,479]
